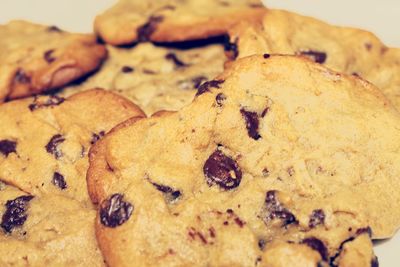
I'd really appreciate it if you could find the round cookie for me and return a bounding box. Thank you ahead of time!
[94,0,266,45]
[0,182,104,267]
[60,42,226,115]
[228,9,400,110]
[87,55,397,266]
[0,89,145,205]
[0,20,107,101]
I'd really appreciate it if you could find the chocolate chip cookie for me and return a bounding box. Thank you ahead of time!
[229,9,400,110]
[94,0,266,45]
[0,182,104,266]
[0,89,144,266]
[0,20,107,101]
[0,89,144,204]
[60,42,226,115]
[87,55,399,266]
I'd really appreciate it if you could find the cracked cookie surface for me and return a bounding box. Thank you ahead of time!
[229,9,400,110]
[94,0,266,45]
[0,90,144,266]
[87,55,398,266]
[0,20,107,101]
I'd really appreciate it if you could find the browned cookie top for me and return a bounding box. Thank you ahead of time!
[229,9,400,110]
[94,0,266,45]
[0,20,107,101]
[87,56,397,266]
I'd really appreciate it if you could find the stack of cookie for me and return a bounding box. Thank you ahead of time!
[0,1,399,266]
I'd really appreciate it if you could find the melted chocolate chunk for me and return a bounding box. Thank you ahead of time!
[309,209,325,228]
[44,49,56,63]
[241,109,261,140]
[224,36,239,60]
[302,237,328,261]
[216,93,226,107]
[371,256,379,267]
[137,15,164,42]
[150,181,181,203]
[196,80,224,96]
[47,25,63,32]
[52,172,67,190]
[165,52,187,67]
[45,134,65,159]
[0,140,17,157]
[28,95,65,111]
[100,194,133,228]
[264,190,297,226]
[121,66,134,73]
[192,76,208,89]
[1,195,34,233]
[91,131,105,145]
[263,54,270,59]
[203,149,242,190]
[14,69,31,84]
[299,50,327,64]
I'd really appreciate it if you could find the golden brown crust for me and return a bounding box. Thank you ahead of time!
[94,0,267,45]
[0,21,107,101]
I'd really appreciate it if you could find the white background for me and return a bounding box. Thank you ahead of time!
[0,0,399,265]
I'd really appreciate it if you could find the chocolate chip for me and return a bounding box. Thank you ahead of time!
[263,190,297,226]
[45,134,65,159]
[100,194,133,228]
[215,93,226,107]
[224,35,239,60]
[261,107,269,118]
[90,131,105,145]
[28,95,65,111]
[240,109,261,140]
[44,49,56,63]
[302,237,328,261]
[371,256,379,267]
[1,195,34,233]
[309,209,325,228]
[196,80,224,96]
[299,50,327,64]
[143,69,157,75]
[150,181,181,203]
[165,52,187,68]
[121,66,134,73]
[365,43,373,51]
[203,149,242,190]
[47,26,63,32]
[0,140,17,157]
[192,76,208,89]
[14,69,31,84]
[137,15,164,42]
[258,239,266,250]
[263,54,270,59]
[52,172,67,190]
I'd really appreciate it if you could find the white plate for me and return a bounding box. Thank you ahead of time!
[1,0,399,265]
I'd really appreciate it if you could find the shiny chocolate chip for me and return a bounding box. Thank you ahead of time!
[1,195,34,233]
[45,134,65,159]
[203,149,242,190]
[100,194,133,228]
[264,190,297,226]
[52,172,67,190]
[241,109,261,140]
[196,79,224,96]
